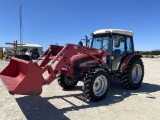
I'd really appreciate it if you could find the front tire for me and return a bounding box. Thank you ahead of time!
[57,74,78,89]
[122,56,144,89]
[83,68,110,101]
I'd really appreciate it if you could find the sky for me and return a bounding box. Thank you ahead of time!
[0,0,160,51]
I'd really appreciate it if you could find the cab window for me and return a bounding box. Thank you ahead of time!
[112,36,125,56]
[126,37,133,53]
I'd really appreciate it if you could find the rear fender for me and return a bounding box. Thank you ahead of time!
[120,54,142,73]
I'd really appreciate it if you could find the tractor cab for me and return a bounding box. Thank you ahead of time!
[91,29,134,71]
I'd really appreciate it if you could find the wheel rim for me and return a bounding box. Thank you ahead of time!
[64,76,76,85]
[93,75,108,97]
[132,64,142,83]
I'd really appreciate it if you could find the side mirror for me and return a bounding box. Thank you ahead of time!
[85,35,90,47]
[85,35,89,47]
[114,39,120,48]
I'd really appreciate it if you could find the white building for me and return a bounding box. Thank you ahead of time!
[17,44,43,54]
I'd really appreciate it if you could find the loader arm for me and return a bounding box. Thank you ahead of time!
[36,44,64,68]
[41,44,107,84]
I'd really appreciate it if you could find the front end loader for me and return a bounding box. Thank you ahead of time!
[0,29,144,101]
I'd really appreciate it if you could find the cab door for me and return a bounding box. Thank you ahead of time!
[112,36,126,70]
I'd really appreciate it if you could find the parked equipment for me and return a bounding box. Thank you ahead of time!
[31,48,40,59]
[15,48,32,61]
[0,29,144,101]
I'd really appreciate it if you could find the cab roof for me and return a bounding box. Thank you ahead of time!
[93,29,134,36]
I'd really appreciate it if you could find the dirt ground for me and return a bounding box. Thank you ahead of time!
[0,58,160,120]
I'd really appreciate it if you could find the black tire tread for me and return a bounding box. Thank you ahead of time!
[57,74,78,89]
[83,68,109,101]
[122,56,144,89]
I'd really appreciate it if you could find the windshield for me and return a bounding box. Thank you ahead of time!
[91,37,110,51]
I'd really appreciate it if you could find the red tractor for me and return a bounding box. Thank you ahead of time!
[0,29,144,101]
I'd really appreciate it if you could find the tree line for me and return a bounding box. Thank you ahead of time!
[135,50,160,55]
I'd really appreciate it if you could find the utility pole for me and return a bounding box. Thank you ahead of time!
[19,5,23,44]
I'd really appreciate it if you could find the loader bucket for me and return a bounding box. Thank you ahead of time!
[0,57,44,95]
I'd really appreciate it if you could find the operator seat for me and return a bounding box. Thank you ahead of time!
[112,49,122,55]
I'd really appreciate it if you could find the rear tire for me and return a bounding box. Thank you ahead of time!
[122,56,144,89]
[83,68,109,101]
[57,74,78,89]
